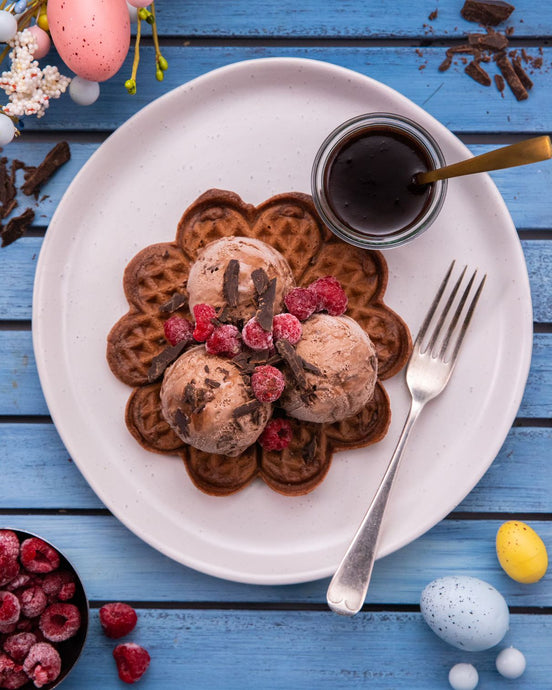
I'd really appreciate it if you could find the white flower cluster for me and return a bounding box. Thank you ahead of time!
[0,29,71,119]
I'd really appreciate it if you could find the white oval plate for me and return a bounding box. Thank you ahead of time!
[33,58,532,585]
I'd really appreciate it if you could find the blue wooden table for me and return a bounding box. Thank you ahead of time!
[1,1,551,687]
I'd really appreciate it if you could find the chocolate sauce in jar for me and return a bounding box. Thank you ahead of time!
[324,127,434,237]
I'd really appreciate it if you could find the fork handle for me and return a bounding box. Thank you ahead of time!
[326,400,423,616]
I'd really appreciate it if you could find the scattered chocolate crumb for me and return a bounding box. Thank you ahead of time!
[1,208,35,247]
[276,339,307,388]
[461,0,515,26]
[174,409,190,436]
[233,399,262,419]
[428,9,438,20]
[496,53,529,100]
[22,141,71,197]
[256,277,276,331]
[512,56,533,90]
[146,340,188,382]
[159,291,188,313]
[465,60,492,85]
[222,259,240,308]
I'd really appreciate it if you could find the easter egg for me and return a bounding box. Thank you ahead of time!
[0,114,15,146]
[28,25,51,59]
[127,0,151,7]
[420,575,509,651]
[448,663,479,690]
[47,0,130,82]
[496,520,548,583]
[69,76,100,106]
[0,10,18,42]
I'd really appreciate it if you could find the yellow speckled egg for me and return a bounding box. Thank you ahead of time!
[48,0,130,82]
[496,520,548,584]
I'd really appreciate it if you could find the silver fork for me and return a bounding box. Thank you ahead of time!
[326,261,487,617]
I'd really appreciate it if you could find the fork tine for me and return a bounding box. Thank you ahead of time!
[415,260,455,348]
[438,268,477,359]
[426,265,467,354]
[448,273,486,364]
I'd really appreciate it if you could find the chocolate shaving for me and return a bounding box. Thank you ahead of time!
[494,73,506,94]
[233,399,262,418]
[465,60,492,86]
[204,378,221,388]
[256,277,276,331]
[496,54,528,100]
[222,259,240,308]
[276,339,307,388]
[183,382,196,405]
[512,56,533,90]
[302,436,318,464]
[146,340,187,382]
[159,291,188,313]
[174,409,190,436]
[22,141,71,197]
[298,356,322,376]
[1,208,35,247]
[0,157,17,219]
[460,0,515,26]
[251,267,269,296]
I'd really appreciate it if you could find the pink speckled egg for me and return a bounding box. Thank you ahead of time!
[47,0,130,82]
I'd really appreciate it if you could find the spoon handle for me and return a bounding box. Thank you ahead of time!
[417,135,552,185]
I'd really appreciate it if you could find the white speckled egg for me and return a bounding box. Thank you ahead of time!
[420,576,509,651]
[47,0,130,82]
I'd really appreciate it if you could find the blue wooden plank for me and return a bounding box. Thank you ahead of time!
[16,47,552,134]
[1,515,550,607]
[58,609,551,690]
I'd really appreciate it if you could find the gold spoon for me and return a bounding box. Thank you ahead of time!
[415,135,552,186]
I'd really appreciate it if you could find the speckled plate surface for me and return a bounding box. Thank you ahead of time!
[32,58,532,584]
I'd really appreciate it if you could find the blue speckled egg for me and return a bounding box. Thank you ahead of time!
[420,575,509,651]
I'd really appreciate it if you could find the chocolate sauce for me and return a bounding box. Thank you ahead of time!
[324,126,434,236]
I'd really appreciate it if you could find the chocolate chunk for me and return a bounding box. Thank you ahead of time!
[0,157,17,219]
[465,60,492,86]
[276,339,307,388]
[146,340,187,382]
[496,54,528,100]
[183,382,196,405]
[222,259,240,307]
[174,409,190,436]
[204,378,221,388]
[512,56,533,90]
[233,399,262,418]
[1,208,35,247]
[159,291,188,313]
[479,31,509,51]
[460,0,515,26]
[298,356,322,376]
[256,277,276,331]
[494,73,506,93]
[21,141,71,197]
[302,436,318,464]
[251,267,269,296]
[438,55,453,72]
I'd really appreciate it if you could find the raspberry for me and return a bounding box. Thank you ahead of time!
[0,653,27,689]
[113,643,151,684]
[23,643,61,689]
[39,603,80,642]
[18,586,47,619]
[0,531,20,588]
[308,276,348,316]
[205,324,242,358]
[0,592,20,626]
[242,317,273,351]
[258,418,293,451]
[99,602,137,639]
[192,303,216,342]
[19,538,60,575]
[5,573,32,593]
[3,632,38,663]
[272,313,302,345]
[284,287,317,321]
[163,315,194,346]
[41,571,75,602]
[251,366,285,403]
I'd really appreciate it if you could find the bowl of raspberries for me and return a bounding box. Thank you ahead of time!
[0,528,89,689]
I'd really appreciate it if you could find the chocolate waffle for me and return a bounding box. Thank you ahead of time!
[107,189,412,496]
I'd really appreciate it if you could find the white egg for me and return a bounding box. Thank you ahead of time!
[69,77,100,106]
[0,10,17,42]
[126,2,138,22]
[448,663,478,690]
[0,113,15,145]
[420,575,509,651]
[496,646,526,679]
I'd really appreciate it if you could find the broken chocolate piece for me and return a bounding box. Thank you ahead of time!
[461,0,515,26]
[512,56,533,90]
[251,267,269,296]
[0,208,35,247]
[147,340,188,382]
[204,378,221,389]
[222,259,240,307]
[465,60,492,86]
[479,31,509,51]
[302,436,318,464]
[21,141,71,197]
[159,291,188,313]
[494,73,506,94]
[276,339,307,389]
[256,277,276,331]
[496,54,528,100]
[233,399,262,418]
[0,157,17,219]
[174,409,190,436]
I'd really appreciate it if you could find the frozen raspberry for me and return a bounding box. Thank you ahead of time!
[205,324,242,358]
[39,603,80,642]
[113,642,151,684]
[308,276,348,316]
[258,418,293,451]
[23,643,61,689]
[3,632,38,663]
[0,592,20,626]
[0,652,28,689]
[242,317,273,351]
[163,315,194,346]
[99,602,137,639]
[272,313,302,345]
[0,531,20,588]
[251,366,285,403]
[41,571,75,602]
[19,538,60,575]
[18,587,47,619]
[5,573,32,593]
[284,287,317,321]
[15,617,36,633]
[192,303,216,342]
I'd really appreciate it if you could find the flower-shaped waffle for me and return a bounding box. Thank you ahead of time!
[106,189,412,496]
